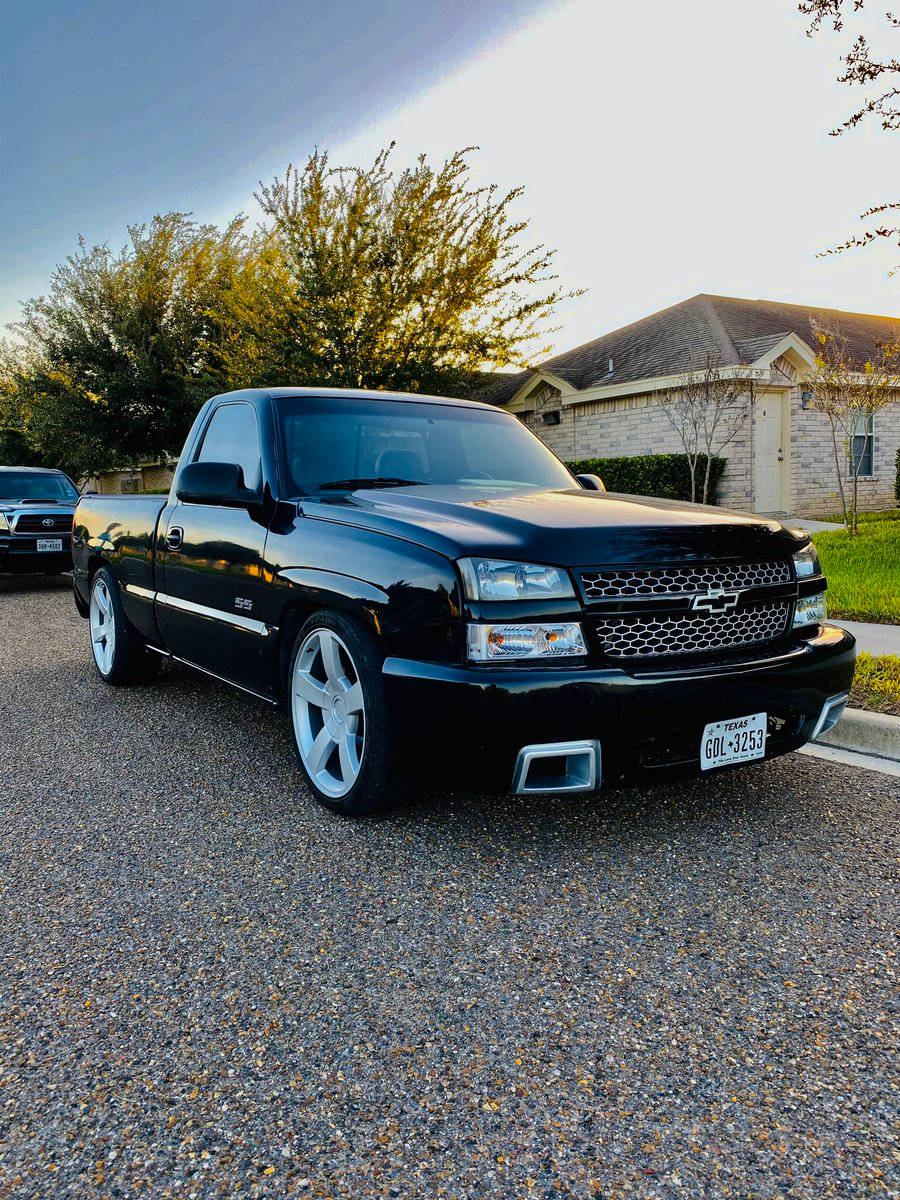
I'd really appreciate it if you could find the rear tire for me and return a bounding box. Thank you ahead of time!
[88,569,161,685]
[288,610,409,816]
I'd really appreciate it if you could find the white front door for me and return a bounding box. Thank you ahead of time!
[753,392,786,511]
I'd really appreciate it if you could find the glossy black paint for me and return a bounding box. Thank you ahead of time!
[72,387,855,792]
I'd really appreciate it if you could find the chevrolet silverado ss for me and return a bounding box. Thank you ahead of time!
[1,466,79,574]
[72,387,855,815]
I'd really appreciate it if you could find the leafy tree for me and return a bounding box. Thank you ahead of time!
[218,145,574,395]
[10,213,248,477]
[659,354,750,504]
[806,323,900,532]
[800,0,899,267]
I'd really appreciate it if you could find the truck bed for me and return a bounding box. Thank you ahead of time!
[72,494,167,625]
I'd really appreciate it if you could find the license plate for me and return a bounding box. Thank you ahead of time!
[36,538,63,552]
[700,712,767,770]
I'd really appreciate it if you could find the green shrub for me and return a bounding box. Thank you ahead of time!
[566,453,726,504]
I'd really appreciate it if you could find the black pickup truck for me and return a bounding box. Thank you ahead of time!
[72,387,855,815]
[1,466,79,574]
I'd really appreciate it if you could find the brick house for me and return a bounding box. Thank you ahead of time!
[488,294,900,516]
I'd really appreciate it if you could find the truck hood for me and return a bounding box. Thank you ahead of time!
[301,485,807,565]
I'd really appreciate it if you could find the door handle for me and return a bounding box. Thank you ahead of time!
[166,526,184,551]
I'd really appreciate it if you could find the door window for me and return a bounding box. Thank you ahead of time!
[196,403,262,491]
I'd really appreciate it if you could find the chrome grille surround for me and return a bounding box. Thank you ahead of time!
[592,600,792,658]
[13,512,72,534]
[581,559,792,600]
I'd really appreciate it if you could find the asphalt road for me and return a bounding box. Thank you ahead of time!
[0,575,896,1199]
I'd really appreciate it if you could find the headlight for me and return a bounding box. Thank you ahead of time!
[792,544,821,578]
[0,513,8,532]
[458,558,574,602]
[467,622,587,661]
[793,593,827,628]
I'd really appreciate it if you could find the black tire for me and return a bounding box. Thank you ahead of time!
[88,568,161,686]
[287,609,410,816]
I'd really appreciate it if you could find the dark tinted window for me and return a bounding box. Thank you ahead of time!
[0,471,78,502]
[276,396,574,496]
[197,403,261,491]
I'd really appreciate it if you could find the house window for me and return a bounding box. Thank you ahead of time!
[848,412,874,477]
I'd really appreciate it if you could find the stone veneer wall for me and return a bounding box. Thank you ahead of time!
[788,386,900,516]
[522,392,754,510]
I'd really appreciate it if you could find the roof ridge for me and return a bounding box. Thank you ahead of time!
[697,292,900,324]
[698,296,739,364]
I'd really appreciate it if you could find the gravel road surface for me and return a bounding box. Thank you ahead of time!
[0,576,896,1199]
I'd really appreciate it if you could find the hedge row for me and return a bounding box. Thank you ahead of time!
[566,453,727,504]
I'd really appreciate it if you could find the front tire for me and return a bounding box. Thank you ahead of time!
[88,569,160,685]
[288,610,408,816]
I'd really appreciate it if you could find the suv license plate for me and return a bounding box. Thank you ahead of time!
[36,538,63,552]
[700,712,767,770]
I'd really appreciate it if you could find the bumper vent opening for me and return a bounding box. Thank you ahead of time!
[512,740,601,795]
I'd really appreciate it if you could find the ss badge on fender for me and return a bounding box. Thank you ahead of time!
[234,597,254,612]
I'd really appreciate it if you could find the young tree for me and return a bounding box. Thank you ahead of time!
[800,0,899,268]
[11,213,249,478]
[659,354,750,504]
[806,323,900,532]
[219,145,574,395]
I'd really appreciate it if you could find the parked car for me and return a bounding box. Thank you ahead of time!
[0,466,79,574]
[72,387,855,815]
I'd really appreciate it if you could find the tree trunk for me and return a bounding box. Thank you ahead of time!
[829,419,849,528]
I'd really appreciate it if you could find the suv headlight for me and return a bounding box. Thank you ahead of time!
[458,558,574,602]
[792,544,821,578]
[0,513,9,532]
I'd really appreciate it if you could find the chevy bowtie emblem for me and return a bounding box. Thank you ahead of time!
[41,518,54,527]
[691,588,740,614]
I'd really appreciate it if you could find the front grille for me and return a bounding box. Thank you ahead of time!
[592,600,791,658]
[581,559,792,600]
[14,513,71,534]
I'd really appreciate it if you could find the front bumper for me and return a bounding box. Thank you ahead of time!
[0,536,73,573]
[382,624,856,792]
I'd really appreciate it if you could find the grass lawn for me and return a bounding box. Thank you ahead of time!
[851,652,900,716]
[811,516,900,624]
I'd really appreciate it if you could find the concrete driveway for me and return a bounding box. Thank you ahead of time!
[0,576,896,1198]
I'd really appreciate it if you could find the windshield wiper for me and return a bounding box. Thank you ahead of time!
[317,477,426,491]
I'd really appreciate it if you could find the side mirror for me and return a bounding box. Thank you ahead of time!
[576,473,606,492]
[176,461,255,506]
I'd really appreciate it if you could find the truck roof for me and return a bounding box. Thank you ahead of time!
[209,386,498,412]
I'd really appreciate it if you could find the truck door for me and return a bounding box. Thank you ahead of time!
[156,400,271,695]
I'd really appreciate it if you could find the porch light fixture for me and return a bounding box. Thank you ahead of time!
[801,389,814,409]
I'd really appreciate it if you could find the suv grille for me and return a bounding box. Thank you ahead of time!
[592,600,791,658]
[581,559,792,600]
[14,513,71,534]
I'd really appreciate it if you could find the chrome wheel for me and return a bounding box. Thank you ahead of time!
[291,628,366,798]
[89,576,116,676]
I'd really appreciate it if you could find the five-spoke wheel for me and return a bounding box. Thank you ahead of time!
[89,574,116,676]
[291,627,366,798]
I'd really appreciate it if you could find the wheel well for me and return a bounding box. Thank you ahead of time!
[275,596,382,694]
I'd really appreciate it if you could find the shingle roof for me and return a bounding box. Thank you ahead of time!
[488,294,900,404]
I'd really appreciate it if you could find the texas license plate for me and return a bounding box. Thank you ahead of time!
[36,538,63,552]
[700,712,767,770]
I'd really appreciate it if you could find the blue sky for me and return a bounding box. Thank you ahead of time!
[2,0,898,346]
[0,0,540,327]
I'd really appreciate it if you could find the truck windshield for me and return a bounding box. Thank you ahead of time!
[0,472,79,502]
[276,396,575,497]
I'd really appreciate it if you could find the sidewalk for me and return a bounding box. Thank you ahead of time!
[832,619,900,657]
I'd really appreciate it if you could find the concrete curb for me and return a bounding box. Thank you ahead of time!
[815,705,900,762]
